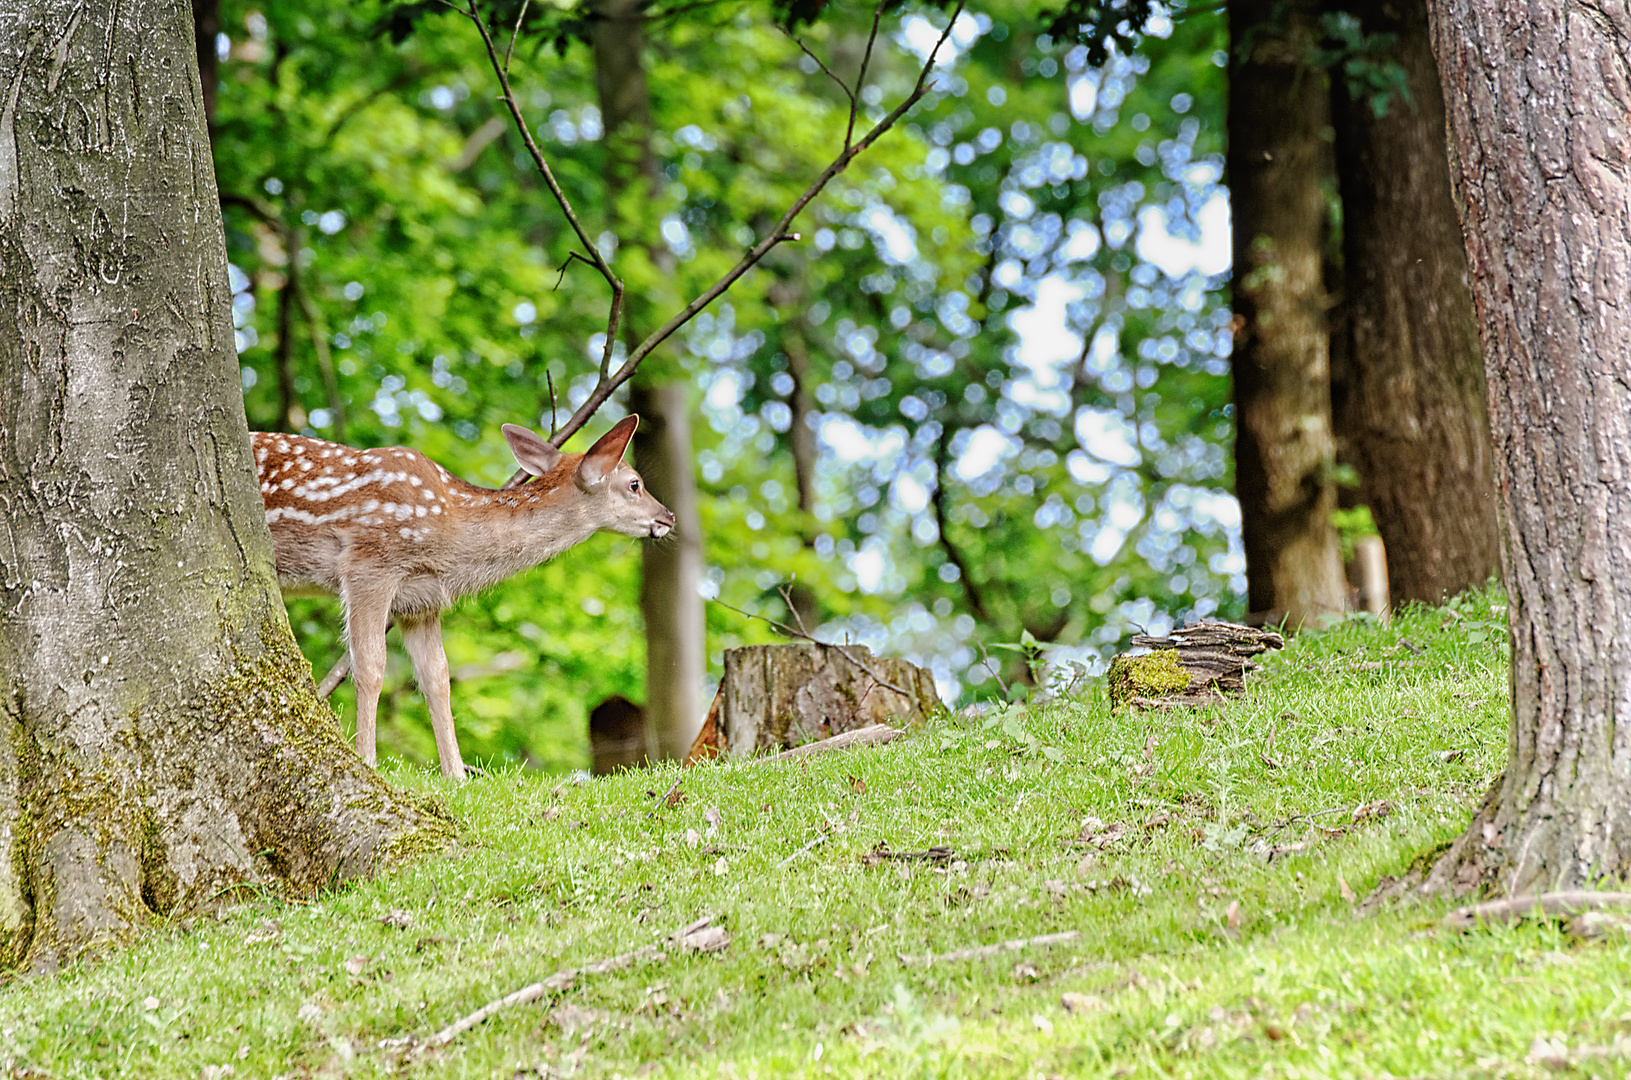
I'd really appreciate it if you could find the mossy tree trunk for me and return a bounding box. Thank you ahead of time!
[0,0,451,972]
[1416,0,1631,896]
[1228,0,1349,628]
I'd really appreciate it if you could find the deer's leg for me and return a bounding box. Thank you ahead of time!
[342,582,394,767]
[399,612,466,781]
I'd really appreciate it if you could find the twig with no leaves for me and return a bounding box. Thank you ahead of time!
[709,595,915,698]
[381,917,728,1056]
[458,0,965,466]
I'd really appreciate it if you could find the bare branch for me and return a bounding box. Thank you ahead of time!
[546,369,560,438]
[547,0,965,448]
[778,26,854,109]
[848,1,885,149]
[504,0,533,72]
[709,596,914,698]
[554,249,600,289]
[459,0,626,396]
[468,0,962,474]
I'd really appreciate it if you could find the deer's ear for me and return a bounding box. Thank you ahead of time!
[502,424,564,476]
[576,415,639,491]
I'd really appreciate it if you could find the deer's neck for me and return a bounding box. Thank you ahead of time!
[442,479,599,597]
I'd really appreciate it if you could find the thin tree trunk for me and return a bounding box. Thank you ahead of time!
[1416,0,1631,897]
[0,0,449,972]
[1229,0,1349,628]
[193,0,218,129]
[767,276,821,630]
[1329,0,1500,606]
[629,382,706,760]
[594,0,705,759]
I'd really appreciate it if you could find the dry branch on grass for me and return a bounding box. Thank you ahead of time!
[1439,890,1631,931]
[382,917,730,1057]
[897,930,1082,966]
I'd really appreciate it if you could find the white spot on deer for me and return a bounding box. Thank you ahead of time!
[430,505,443,515]
[280,478,295,490]
[409,475,422,487]
[414,505,426,517]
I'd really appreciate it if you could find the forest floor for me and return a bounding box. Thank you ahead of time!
[6,586,1630,1079]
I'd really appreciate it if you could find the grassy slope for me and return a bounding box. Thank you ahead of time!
[6,588,1629,1079]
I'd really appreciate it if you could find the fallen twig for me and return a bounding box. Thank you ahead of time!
[775,829,831,870]
[382,918,728,1056]
[898,930,1081,966]
[763,723,905,762]
[861,841,954,867]
[1441,890,1631,931]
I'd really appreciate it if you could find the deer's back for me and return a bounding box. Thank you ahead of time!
[253,432,460,598]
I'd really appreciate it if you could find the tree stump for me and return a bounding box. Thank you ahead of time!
[588,696,651,774]
[690,643,938,759]
[1108,622,1285,709]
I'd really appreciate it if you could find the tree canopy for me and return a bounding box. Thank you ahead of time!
[214,0,1246,770]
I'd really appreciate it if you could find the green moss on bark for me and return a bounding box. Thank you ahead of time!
[1107,650,1192,710]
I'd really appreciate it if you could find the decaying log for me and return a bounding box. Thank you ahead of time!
[1109,621,1285,709]
[687,643,938,760]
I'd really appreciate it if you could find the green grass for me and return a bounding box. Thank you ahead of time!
[7,587,1629,1078]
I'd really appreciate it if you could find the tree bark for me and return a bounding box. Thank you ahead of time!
[1329,0,1501,606]
[767,274,821,631]
[1416,0,1631,896]
[593,0,706,761]
[0,0,450,971]
[629,381,706,760]
[1229,0,1349,627]
[715,644,938,757]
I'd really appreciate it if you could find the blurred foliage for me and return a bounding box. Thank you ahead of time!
[214,0,1242,771]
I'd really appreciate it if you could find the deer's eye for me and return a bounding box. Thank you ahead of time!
[629,479,641,494]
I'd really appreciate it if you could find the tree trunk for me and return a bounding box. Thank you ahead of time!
[715,644,939,757]
[1229,0,1349,627]
[1329,0,1501,606]
[193,0,218,128]
[1416,0,1631,896]
[593,0,705,761]
[629,382,706,760]
[0,0,449,972]
[767,275,821,631]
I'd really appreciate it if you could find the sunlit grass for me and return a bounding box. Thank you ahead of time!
[7,588,1620,1079]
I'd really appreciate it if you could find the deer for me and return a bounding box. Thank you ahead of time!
[252,415,673,780]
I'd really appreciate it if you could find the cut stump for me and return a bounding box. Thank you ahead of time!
[1109,621,1285,710]
[686,643,938,760]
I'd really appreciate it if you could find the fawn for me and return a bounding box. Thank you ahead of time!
[253,416,674,780]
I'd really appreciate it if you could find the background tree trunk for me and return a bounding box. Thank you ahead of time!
[629,382,706,760]
[0,0,449,972]
[1417,0,1631,896]
[1228,0,1349,627]
[594,0,706,760]
[1329,0,1500,606]
[715,644,938,757]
